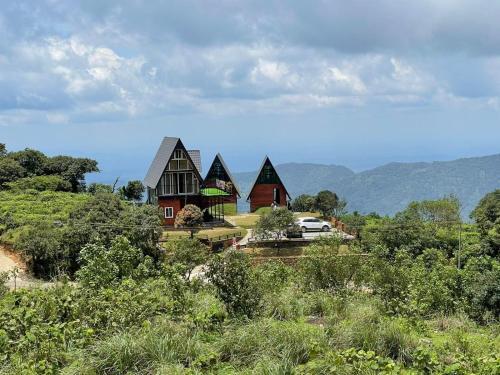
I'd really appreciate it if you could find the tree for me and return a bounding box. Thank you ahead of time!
[0,158,26,188]
[119,180,145,201]
[87,183,113,195]
[406,195,461,228]
[44,155,99,192]
[291,194,315,212]
[255,207,295,240]
[300,235,363,293]
[8,148,48,176]
[165,238,209,280]
[314,190,339,218]
[0,143,6,157]
[333,198,348,218]
[174,204,203,238]
[471,189,500,257]
[206,250,261,317]
[15,221,65,279]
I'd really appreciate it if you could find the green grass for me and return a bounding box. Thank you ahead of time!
[254,207,272,215]
[206,202,237,216]
[0,190,90,244]
[163,227,247,241]
[226,214,260,229]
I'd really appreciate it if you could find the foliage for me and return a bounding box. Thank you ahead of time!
[164,238,209,280]
[0,144,98,192]
[0,157,26,187]
[314,190,339,218]
[44,155,99,192]
[118,180,145,201]
[300,236,364,293]
[292,194,315,212]
[206,250,262,317]
[8,148,48,176]
[15,222,65,278]
[0,190,89,244]
[5,175,72,192]
[3,191,161,278]
[76,236,151,289]
[86,182,113,195]
[471,189,500,257]
[174,204,203,228]
[254,206,295,239]
[2,193,500,374]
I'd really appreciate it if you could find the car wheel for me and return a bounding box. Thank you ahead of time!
[301,226,307,233]
[322,225,330,232]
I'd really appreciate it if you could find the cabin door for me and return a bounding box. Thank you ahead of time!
[273,187,281,204]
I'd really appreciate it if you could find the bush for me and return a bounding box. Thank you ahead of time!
[15,221,66,279]
[164,238,209,280]
[300,237,364,293]
[174,204,203,228]
[206,250,262,318]
[76,236,153,289]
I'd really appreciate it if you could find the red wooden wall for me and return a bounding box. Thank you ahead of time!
[249,183,287,212]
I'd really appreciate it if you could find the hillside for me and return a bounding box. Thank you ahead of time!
[234,153,500,216]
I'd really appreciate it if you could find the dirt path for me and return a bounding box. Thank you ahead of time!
[0,245,50,289]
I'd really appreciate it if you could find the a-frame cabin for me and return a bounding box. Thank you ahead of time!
[204,153,241,210]
[247,156,290,212]
[144,137,204,225]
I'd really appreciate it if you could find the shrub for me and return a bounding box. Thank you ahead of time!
[76,236,152,289]
[165,238,209,280]
[300,236,364,293]
[206,250,262,318]
[15,221,66,279]
[175,204,203,228]
[255,207,295,240]
[184,290,227,330]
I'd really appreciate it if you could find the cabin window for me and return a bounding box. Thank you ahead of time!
[164,207,174,219]
[173,149,184,159]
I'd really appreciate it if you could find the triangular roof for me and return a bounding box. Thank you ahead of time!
[187,150,202,174]
[205,153,241,197]
[246,155,290,201]
[143,137,203,188]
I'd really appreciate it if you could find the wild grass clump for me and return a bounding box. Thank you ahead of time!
[219,319,327,370]
[184,290,227,330]
[326,297,418,364]
[262,286,306,321]
[63,318,214,375]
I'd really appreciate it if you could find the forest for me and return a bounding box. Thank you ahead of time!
[0,144,499,374]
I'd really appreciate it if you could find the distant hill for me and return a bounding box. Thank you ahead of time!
[234,154,500,216]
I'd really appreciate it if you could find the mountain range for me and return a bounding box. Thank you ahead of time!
[234,153,500,216]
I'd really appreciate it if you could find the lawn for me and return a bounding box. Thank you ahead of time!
[206,203,237,216]
[163,226,247,241]
[227,211,321,230]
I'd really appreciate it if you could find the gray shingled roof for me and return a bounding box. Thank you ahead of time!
[188,150,202,175]
[143,137,203,189]
[215,153,241,197]
[144,137,179,188]
[246,155,290,201]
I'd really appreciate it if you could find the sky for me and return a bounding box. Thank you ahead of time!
[0,0,499,183]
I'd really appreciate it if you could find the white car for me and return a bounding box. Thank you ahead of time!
[296,217,332,233]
